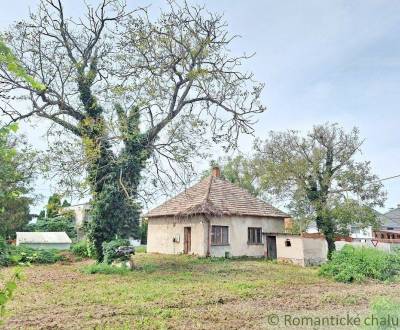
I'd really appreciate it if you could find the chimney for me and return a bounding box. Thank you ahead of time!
[211,166,221,177]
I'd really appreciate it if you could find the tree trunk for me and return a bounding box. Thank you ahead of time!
[316,212,336,259]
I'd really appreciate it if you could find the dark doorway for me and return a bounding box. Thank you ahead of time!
[266,235,277,259]
[184,227,191,254]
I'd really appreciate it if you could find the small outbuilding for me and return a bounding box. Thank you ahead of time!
[275,233,328,266]
[16,232,72,250]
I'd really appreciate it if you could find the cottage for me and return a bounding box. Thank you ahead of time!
[146,167,291,258]
[16,232,72,250]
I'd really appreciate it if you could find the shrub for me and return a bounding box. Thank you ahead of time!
[71,240,91,258]
[9,246,63,265]
[0,239,63,266]
[102,239,130,264]
[319,245,400,283]
[80,263,131,275]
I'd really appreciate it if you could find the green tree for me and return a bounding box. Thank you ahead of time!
[254,123,386,257]
[32,216,77,239]
[0,1,264,260]
[46,194,62,218]
[0,124,36,239]
[203,156,262,198]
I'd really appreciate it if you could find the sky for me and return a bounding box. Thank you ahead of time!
[1,0,400,213]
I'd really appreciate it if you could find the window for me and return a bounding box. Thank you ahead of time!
[248,227,262,244]
[285,239,291,247]
[211,226,229,245]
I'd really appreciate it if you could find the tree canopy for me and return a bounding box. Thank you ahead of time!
[202,156,263,198]
[0,124,36,239]
[254,123,386,256]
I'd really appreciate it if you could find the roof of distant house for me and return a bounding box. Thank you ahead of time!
[382,206,400,228]
[145,170,289,219]
[16,232,72,244]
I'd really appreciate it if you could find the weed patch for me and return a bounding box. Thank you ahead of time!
[319,245,400,282]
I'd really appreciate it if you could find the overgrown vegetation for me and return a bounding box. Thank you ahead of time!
[71,240,91,258]
[319,245,400,283]
[102,239,131,264]
[0,237,64,267]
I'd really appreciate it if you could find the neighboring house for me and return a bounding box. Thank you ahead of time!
[61,203,92,240]
[306,205,400,242]
[350,225,373,242]
[62,203,91,226]
[373,206,400,241]
[145,166,327,265]
[16,232,72,250]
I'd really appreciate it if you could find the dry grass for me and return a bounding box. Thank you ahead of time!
[1,253,399,329]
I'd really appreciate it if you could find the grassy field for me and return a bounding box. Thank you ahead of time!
[1,253,400,329]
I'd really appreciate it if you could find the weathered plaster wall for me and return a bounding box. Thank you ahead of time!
[147,216,207,255]
[147,215,285,257]
[302,237,328,266]
[276,235,327,266]
[276,236,305,266]
[210,216,284,257]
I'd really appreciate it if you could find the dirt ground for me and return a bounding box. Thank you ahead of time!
[1,254,399,329]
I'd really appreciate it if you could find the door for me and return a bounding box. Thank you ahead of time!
[266,236,277,259]
[184,227,191,254]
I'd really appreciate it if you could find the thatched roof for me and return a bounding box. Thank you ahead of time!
[145,175,289,219]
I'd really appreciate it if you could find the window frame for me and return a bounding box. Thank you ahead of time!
[248,227,263,245]
[211,225,229,246]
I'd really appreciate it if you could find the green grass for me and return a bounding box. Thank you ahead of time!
[80,263,131,275]
[2,254,400,329]
[134,245,146,254]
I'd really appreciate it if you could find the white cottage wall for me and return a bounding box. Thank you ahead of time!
[147,216,207,255]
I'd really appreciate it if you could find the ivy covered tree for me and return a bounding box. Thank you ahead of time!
[254,123,386,257]
[0,1,265,260]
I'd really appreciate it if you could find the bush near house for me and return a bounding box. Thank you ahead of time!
[319,245,400,283]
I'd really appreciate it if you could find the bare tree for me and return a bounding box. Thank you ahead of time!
[0,0,265,260]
